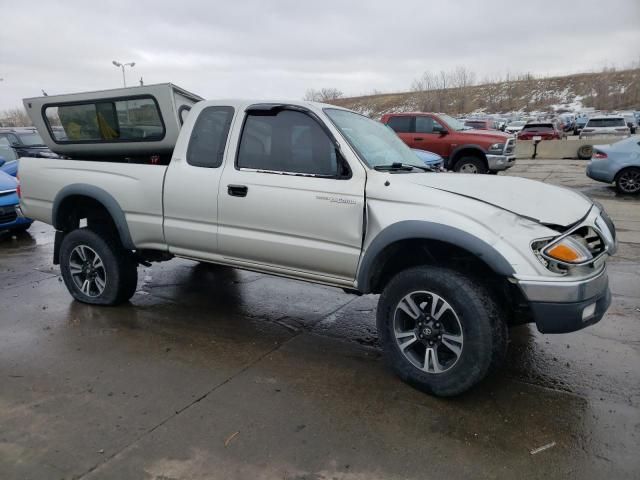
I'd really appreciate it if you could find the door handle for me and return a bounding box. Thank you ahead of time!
[227,184,248,197]
[414,137,424,141]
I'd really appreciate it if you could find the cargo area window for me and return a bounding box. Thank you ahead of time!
[186,106,234,168]
[237,109,338,176]
[44,96,165,143]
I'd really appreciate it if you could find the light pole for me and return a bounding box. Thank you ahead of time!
[112,60,135,87]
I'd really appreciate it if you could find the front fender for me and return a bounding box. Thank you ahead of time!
[356,220,515,293]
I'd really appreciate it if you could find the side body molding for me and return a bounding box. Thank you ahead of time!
[52,184,135,250]
[356,220,515,293]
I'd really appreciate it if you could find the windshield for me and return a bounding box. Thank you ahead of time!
[0,145,18,161]
[324,108,425,169]
[17,132,45,146]
[438,114,468,131]
[465,120,487,129]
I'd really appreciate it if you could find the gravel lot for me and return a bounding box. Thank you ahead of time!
[1,159,638,479]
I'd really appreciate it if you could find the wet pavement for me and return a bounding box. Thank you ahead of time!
[1,159,638,479]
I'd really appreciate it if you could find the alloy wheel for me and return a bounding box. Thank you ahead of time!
[393,291,464,374]
[618,170,640,194]
[69,245,107,297]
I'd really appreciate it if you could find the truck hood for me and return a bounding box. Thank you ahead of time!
[404,173,592,227]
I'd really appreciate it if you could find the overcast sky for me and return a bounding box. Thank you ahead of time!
[1,0,639,110]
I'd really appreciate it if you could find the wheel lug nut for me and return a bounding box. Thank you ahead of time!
[429,341,434,346]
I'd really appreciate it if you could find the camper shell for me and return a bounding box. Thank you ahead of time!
[24,83,202,161]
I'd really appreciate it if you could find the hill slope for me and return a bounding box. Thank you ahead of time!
[331,69,640,119]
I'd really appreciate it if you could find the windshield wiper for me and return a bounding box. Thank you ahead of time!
[373,162,432,172]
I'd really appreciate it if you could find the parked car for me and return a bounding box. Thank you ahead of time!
[381,112,516,173]
[505,120,527,134]
[586,136,640,194]
[411,149,444,170]
[0,170,32,233]
[0,127,60,159]
[517,122,565,140]
[579,116,630,139]
[18,86,616,397]
[464,119,499,131]
[0,144,19,176]
[573,116,589,136]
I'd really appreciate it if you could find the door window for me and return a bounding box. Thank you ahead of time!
[386,116,412,133]
[237,110,337,176]
[186,106,234,168]
[415,116,445,133]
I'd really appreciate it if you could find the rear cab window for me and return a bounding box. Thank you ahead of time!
[44,96,165,143]
[186,106,234,168]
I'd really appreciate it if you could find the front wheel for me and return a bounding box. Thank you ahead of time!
[377,266,507,397]
[453,156,487,174]
[60,228,138,305]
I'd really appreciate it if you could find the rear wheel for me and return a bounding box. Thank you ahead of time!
[615,167,640,195]
[453,156,487,174]
[377,266,507,397]
[60,228,138,305]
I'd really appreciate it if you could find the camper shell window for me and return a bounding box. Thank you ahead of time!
[44,96,166,143]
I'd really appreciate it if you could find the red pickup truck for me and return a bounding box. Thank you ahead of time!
[381,112,516,173]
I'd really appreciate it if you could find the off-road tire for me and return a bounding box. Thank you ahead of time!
[60,228,138,305]
[453,156,488,174]
[377,266,507,397]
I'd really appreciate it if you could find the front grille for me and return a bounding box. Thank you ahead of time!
[0,206,17,224]
[574,225,606,257]
[504,138,516,155]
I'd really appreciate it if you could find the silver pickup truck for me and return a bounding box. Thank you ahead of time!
[18,84,616,396]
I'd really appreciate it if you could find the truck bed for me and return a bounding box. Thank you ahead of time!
[19,157,169,250]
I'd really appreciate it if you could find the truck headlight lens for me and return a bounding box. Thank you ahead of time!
[544,236,593,264]
[488,143,504,153]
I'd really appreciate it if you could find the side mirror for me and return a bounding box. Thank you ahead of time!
[0,156,5,167]
[434,128,448,135]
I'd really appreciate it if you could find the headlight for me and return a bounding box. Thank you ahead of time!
[488,143,504,153]
[38,152,59,158]
[543,236,593,264]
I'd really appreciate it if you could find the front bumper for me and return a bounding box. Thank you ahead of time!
[486,154,516,171]
[0,202,33,231]
[517,266,611,333]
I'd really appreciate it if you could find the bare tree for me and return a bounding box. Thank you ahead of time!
[0,108,32,127]
[303,88,344,102]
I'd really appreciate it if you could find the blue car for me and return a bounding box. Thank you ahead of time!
[0,170,32,233]
[586,136,640,194]
[0,144,19,176]
[411,148,444,170]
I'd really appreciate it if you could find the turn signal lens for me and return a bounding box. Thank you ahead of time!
[544,236,592,264]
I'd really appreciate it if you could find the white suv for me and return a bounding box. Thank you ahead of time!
[579,116,630,139]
